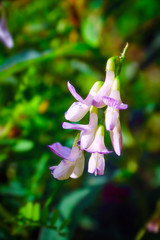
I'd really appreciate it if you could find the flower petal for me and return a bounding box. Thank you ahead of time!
[88,153,105,176]
[70,151,85,178]
[48,142,71,159]
[68,146,81,162]
[62,122,89,131]
[0,17,14,48]
[86,125,112,154]
[103,97,128,110]
[67,81,84,103]
[105,107,119,131]
[110,120,122,156]
[65,102,90,122]
[92,71,115,108]
[67,81,103,106]
[80,114,98,149]
[50,160,75,180]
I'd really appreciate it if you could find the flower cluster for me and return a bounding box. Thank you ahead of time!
[49,49,128,180]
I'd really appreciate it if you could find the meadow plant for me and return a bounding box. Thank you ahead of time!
[49,44,128,180]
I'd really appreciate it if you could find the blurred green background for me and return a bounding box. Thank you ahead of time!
[0,0,160,239]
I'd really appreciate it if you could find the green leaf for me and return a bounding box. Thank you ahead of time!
[39,228,68,240]
[24,202,33,219]
[81,14,102,47]
[41,206,49,224]
[32,202,40,222]
[59,188,92,219]
[51,209,60,226]
[13,139,34,152]
[59,218,71,231]
[0,43,91,80]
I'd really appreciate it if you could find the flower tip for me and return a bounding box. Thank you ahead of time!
[106,58,116,72]
[116,150,121,156]
[64,110,69,120]
[67,81,71,87]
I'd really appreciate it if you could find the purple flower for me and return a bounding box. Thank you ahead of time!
[92,70,115,108]
[103,83,127,156]
[48,138,85,180]
[63,106,98,149]
[85,125,112,154]
[110,120,122,156]
[88,152,105,176]
[0,17,14,48]
[65,102,90,122]
[65,81,103,122]
[104,90,128,131]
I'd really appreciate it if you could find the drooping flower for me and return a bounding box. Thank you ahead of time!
[48,135,85,180]
[0,17,14,48]
[63,106,98,150]
[85,125,112,154]
[104,90,128,131]
[103,77,128,156]
[48,46,129,180]
[92,70,115,108]
[65,81,103,122]
[88,152,105,176]
[110,119,122,156]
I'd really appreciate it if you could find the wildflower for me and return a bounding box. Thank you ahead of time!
[103,90,128,131]
[65,81,103,122]
[86,125,112,154]
[49,44,129,180]
[0,17,14,48]
[103,77,128,155]
[110,119,122,156]
[88,152,105,176]
[48,135,85,180]
[92,70,115,108]
[63,106,98,149]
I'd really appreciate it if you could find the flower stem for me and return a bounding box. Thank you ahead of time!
[117,42,129,76]
[120,42,129,60]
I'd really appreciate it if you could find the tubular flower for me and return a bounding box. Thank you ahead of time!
[85,125,112,154]
[110,120,122,156]
[63,106,98,150]
[65,81,103,122]
[92,70,115,108]
[103,77,128,155]
[48,135,85,180]
[0,17,14,48]
[104,89,128,131]
[88,152,105,176]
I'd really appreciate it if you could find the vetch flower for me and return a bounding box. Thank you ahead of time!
[48,134,85,180]
[103,77,127,156]
[92,70,115,108]
[48,44,129,180]
[103,77,128,131]
[63,106,98,149]
[91,58,116,108]
[65,81,103,122]
[65,102,89,122]
[85,125,112,154]
[88,152,105,176]
[110,119,122,156]
[0,17,14,48]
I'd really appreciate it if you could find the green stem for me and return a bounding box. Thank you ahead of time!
[44,181,65,208]
[120,42,129,60]
[116,42,129,76]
